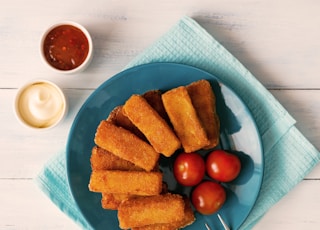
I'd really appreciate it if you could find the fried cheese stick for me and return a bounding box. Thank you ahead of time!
[89,170,162,195]
[131,197,195,230]
[142,90,171,124]
[101,193,135,210]
[90,146,145,210]
[90,146,143,171]
[101,181,168,210]
[91,146,153,210]
[90,146,160,210]
[118,194,185,229]
[123,95,181,157]
[94,120,159,171]
[107,106,146,141]
[162,86,209,152]
[186,80,220,149]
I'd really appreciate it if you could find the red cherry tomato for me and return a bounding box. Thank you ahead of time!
[206,150,241,182]
[191,181,226,215]
[173,152,205,186]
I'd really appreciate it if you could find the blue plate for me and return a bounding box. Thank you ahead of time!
[66,63,264,230]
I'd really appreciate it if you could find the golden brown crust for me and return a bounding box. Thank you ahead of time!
[162,86,209,152]
[142,90,171,124]
[131,197,195,230]
[118,194,185,229]
[107,106,146,140]
[101,181,169,210]
[123,95,181,157]
[90,146,143,171]
[94,120,159,171]
[89,170,163,195]
[186,80,220,149]
[101,193,136,210]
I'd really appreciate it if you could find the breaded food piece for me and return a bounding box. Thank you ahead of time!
[132,197,195,230]
[94,120,159,171]
[118,194,185,229]
[89,170,163,195]
[90,146,143,171]
[101,182,168,210]
[133,224,177,230]
[123,95,181,157]
[101,193,135,210]
[162,86,209,152]
[143,90,171,124]
[186,80,220,149]
[107,106,146,140]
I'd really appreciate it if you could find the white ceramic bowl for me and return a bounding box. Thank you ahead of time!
[14,79,68,130]
[40,21,93,74]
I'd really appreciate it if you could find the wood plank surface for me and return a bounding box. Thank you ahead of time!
[0,0,319,229]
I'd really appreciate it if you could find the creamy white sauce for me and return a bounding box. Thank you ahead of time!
[17,82,65,128]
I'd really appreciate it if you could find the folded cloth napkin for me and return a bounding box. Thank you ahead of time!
[36,16,320,229]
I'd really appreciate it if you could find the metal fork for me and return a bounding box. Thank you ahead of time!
[205,214,230,230]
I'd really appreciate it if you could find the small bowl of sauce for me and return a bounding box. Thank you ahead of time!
[40,21,93,74]
[14,80,67,130]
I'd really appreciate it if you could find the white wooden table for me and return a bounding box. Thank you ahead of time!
[1,0,319,229]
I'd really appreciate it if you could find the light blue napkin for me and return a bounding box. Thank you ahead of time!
[36,16,320,229]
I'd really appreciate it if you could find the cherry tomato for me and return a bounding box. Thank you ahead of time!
[173,152,205,186]
[191,181,226,215]
[206,150,241,182]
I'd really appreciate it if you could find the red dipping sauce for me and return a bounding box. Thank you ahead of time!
[43,25,89,71]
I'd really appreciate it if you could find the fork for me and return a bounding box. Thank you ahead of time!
[205,214,230,230]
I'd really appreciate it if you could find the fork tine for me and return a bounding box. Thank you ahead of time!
[204,214,230,230]
[217,214,230,230]
[205,223,211,230]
